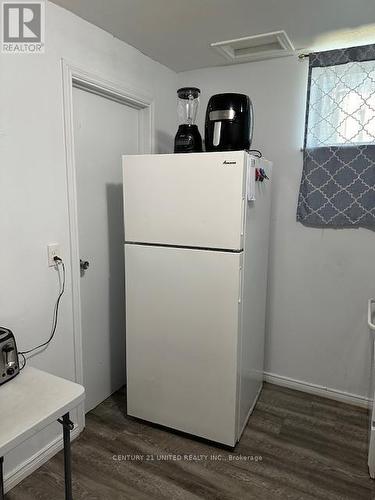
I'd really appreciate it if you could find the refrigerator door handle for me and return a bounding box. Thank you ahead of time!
[238,266,243,304]
[246,156,256,202]
[368,299,375,331]
[240,197,245,236]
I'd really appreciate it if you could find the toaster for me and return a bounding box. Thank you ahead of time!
[0,327,20,385]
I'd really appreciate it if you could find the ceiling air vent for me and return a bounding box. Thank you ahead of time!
[211,31,295,63]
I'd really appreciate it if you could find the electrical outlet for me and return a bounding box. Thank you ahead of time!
[47,243,61,267]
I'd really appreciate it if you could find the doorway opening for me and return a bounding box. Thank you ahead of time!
[62,61,154,427]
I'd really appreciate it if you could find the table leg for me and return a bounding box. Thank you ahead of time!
[0,456,4,500]
[60,413,74,500]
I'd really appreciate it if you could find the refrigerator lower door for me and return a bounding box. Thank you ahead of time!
[125,244,242,446]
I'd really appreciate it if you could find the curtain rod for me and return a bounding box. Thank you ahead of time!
[298,53,310,60]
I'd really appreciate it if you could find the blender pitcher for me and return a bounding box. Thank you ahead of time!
[174,87,203,153]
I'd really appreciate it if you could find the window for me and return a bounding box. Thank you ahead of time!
[297,44,375,228]
[307,60,375,148]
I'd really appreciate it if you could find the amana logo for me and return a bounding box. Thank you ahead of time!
[222,160,237,165]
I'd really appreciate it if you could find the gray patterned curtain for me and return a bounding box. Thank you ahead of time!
[297,44,375,228]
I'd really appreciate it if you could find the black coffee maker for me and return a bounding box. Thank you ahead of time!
[205,93,254,151]
[174,87,203,153]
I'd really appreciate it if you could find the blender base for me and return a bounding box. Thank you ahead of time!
[174,124,203,153]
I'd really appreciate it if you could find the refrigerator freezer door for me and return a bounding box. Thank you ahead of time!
[123,152,246,251]
[125,244,242,446]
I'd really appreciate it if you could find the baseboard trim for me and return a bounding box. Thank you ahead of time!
[5,425,82,493]
[264,371,370,409]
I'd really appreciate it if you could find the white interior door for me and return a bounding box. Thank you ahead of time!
[73,87,139,413]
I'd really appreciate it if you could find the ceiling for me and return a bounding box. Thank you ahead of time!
[51,0,375,72]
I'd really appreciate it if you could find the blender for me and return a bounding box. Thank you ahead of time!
[174,87,203,153]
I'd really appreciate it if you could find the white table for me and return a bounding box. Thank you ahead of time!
[0,367,85,499]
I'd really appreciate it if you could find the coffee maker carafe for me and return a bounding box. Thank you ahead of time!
[205,93,254,152]
[174,87,203,153]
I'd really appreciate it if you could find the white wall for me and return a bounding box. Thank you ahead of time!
[178,57,375,401]
[0,1,176,486]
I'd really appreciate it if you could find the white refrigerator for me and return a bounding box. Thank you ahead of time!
[123,151,272,447]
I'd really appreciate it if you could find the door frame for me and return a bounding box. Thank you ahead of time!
[61,59,154,429]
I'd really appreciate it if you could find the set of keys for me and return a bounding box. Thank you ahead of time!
[255,168,269,182]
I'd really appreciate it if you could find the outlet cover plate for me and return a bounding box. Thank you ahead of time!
[47,243,61,266]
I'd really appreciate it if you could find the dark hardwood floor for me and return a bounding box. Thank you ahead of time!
[8,383,375,499]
